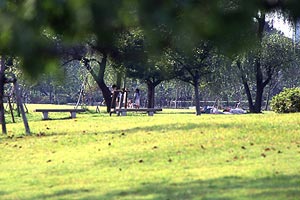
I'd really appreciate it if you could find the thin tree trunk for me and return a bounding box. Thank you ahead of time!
[0,56,7,134]
[265,86,271,111]
[86,54,112,113]
[194,71,201,116]
[116,71,122,89]
[242,80,255,113]
[194,82,201,116]
[265,80,278,110]
[14,81,30,135]
[8,98,15,123]
[175,87,178,109]
[237,59,254,112]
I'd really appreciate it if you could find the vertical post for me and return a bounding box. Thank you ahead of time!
[148,111,154,116]
[0,56,7,134]
[14,80,30,135]
[42,112,49,120]
[124,91,128,109]
[118,90,124,109]
[8,97,15,123]
[70,112,76,118]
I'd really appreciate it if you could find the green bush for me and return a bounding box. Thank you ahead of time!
[271,88,300,113]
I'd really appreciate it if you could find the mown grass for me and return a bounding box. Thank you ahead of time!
[0,104,300,200]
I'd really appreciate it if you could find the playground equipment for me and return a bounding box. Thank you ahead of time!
[4,85,28,123]
[74,70,101,112]
[1,73,30,134]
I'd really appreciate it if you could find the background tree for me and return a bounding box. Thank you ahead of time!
[235,32,295,113]
[116,30,174,108]
[168,42,220,115]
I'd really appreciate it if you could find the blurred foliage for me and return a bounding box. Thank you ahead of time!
[1,0,300,77]
[115,29,173,84]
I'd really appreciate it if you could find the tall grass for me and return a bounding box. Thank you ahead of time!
[0,105,299,199]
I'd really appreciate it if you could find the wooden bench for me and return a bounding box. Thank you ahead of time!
[113,108,162,116]
[34,109,86,120]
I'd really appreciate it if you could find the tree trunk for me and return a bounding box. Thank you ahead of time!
[87,53,112,113]
[116,71,122,89]
[254,77,271,113]
[49,89,53,104]
[14,81,30,135]
[146,80,155,108]
[265,85,271,111]
[96,54,112,113]
[242,80,255,113]
[96,80,111,113]
[254,83,264,113]
[236,59,254,112]
[251,13,266,113]
[265,80,278,111]
[253,58,264,113]
[193,71,201,115]
[194,82,201,116]
[0,57,7,134]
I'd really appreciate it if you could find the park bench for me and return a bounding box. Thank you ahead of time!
[34,109,86,120]
[113,108,162,116]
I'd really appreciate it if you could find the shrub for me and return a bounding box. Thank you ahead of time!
[271,87,300,113]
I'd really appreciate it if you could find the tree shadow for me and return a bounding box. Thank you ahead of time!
[40,117,73,121]
[0,191,7,196]
[87,175,300,200]
[32,188,91,200]
[100,121,231,135]
[0,121,236,141]
[14,175,299,199]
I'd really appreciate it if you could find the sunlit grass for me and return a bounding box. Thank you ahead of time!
[0,105,300,199]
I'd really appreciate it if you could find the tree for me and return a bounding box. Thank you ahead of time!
[168,41,220,115]
[61,39,125,113]
[114,30,174,108]
[80,51,112,112]
[235,31,295,113]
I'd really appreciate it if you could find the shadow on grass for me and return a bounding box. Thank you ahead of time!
[32,188,91,200]
[0,121,236,141]
[41,117,75,121]
[100,122,233,135]
[21,175,300,200]
[93,175,300,200]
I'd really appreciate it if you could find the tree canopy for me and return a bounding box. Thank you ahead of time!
[1,0,300,76]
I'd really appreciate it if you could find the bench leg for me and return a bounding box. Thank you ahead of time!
[70,112,76,118]
[121,111,127,116]
[42,112,49,120]
[148,111,154,116]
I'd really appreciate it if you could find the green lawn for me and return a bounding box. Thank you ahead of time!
[0,105,300,199]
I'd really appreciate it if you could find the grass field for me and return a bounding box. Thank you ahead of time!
[0,104,300,199]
